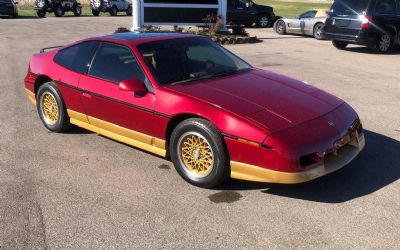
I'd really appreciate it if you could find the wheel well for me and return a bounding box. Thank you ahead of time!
[314,22,324,29]
[34,75,52,96]
[384,25,397,36]
[165,113,205,154]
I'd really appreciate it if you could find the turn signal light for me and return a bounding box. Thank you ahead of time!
[360,16,372,29]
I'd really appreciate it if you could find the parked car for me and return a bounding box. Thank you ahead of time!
[24,32,365,188]
[227,0,275,27]
[323,0,400,53]
[0,0,18,18]
[35,0,82,17]
[274,9,328,40]
[90,0,132,16]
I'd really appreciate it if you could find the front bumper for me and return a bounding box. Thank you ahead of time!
[231,133,365,184]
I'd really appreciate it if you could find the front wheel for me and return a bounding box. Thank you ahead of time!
[170,118,229,188]
[332,40,348,50]
[313,23,324,40]
[257,15,270,28]
[376,33,394,53]
[73,5,81,16]
[37,82,72,132]
[275,19,286,35]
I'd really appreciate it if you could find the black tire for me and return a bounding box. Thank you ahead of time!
[170,118,229,188]
[73,5,81,16]
[54,5,64,17]
[91,9,100,16]
[37,82,71,132]
[376,32,394,53]
[332,40,348,50]
[257,15,270,28]
[36,9,46,18]
[126,5,132,16]
[275,19,286,35]
[313,23,324,40]
[109,5,117,16]
[12,13,18,18]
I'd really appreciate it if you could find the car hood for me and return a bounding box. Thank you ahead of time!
[165,69,344,133]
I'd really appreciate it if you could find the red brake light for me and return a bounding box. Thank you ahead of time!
[360,16,372,29]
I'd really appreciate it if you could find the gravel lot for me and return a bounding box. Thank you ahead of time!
[0,16,399,249]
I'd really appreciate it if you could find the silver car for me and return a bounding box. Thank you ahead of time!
[274,9,328,40]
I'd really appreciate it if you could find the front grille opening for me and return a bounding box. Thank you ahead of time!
[300,153,319,168]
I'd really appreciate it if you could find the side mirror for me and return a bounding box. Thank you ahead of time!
[118,78,147,96]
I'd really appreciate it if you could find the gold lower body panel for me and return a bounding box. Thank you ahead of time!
[67,109,166,157]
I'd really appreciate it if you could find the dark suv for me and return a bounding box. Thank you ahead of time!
[323,0,400,53]
[227,0,275,28]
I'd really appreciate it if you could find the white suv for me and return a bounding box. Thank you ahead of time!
[90,0,132,16]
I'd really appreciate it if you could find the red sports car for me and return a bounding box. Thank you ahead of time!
[24,32,365,188]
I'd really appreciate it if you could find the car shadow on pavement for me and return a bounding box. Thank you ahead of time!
[218,130,400,203]
[344,46,400,55]
[258,36,311,40]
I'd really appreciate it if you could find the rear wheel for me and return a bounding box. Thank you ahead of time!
[54,5,64,17]
[109,5,117,16]
[36,9,46,18]
[376,33,394,53]
[170,118,229,188]
[332,40,348,50]
[257,15,270,28]
[37,82,71,132]
[313,23,324,40]
[91,9,100,16]
[275,19,286,35]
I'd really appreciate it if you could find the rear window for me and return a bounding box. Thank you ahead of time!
[330,0,370,16]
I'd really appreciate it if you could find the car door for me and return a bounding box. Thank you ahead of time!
[289,10,317,34]
[235,0,257,23]
[78,41,157,139]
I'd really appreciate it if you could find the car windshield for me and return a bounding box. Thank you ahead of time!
[136,36,251,86]
[330,0,369,16]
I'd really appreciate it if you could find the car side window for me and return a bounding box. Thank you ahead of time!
[300,11,317,18]
[236,0,249,8]
[88,42,147,85]
[54,41,99,74]
[375,0,397,14]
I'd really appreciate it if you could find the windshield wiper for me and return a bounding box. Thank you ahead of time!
[210,68,251,78]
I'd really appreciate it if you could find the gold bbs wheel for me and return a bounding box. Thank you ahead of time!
[177,132,214,178]
[40,92,59,125]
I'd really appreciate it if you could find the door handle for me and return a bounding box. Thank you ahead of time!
[82,92,92,98]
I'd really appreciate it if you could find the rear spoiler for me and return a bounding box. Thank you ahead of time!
[40,46,63,53]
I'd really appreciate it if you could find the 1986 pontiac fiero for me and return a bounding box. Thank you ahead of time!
[24,32,365,188]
